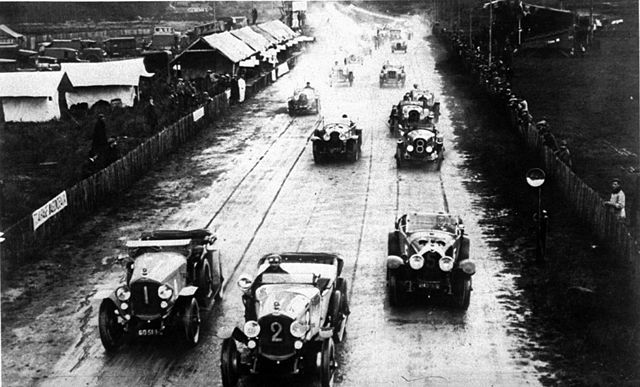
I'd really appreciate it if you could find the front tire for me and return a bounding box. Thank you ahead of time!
[196,261,214,306]
[453,275,472,310]
[180,298,201,347]
[221,338,240,387]
[98,299,126,352]
[320,338,336,387]
[388,274,406,307]
[313,145,323,164]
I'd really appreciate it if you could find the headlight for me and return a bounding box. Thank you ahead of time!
[406,144,414,152]
[290,320,308,338]
[339,133,347,141]
[243,320,261,338]
[459,259,476,275]
[323,133,331,141]
[409,254,424,270]
[439,256,454,272]
[426,145,433,153]
[158,284,173,300]
[116,286,131,301]
[387,255,404,269]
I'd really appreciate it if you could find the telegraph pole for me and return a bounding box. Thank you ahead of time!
[488,0,493,66]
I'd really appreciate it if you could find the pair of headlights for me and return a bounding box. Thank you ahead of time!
[323,132,347,141]
[406,145,434,153]
[243,320,308,339]
[115,284,174,302]
[408,254,454,272]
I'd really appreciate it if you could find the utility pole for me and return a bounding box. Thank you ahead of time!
[469,9,473,46]
[489,1,493,66]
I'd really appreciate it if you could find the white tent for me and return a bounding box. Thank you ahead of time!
[0,71,72,122]
[61,58,153,108]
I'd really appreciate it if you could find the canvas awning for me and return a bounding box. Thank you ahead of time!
[61,58,152,87]
[250,25,280,46]
[0,71,72,97]
[230,26,271,53]
[199,31,256,63]
[256,20,297,43]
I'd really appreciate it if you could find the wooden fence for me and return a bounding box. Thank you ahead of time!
[0,52,302,273]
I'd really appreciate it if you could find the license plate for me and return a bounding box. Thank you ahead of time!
[418,282,440,289]
[138,329,161,336]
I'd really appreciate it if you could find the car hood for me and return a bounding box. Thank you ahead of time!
[406,129,436,141]
[322,124,351,136]
[130,251,186,284]
[255,284,319,320]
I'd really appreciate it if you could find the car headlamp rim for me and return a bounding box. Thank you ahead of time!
[339,133,347,141]
[323,133,331,141]
[290,320,308,338]
[406,144,414,152]
[243,320,261,338]
[409,254,424,270]
[439,256,455,272]
[116,286,131,301]
[426,145,434,153]
[158,284,174,300]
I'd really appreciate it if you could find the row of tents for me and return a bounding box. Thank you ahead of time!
[0,19,313,122]
[0,58,151,122]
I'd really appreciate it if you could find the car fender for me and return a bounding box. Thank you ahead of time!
[386,255,404,269]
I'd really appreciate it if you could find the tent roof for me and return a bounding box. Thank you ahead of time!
[0,24,23,39]
[0,71,72,97]
[200,31,256,63]
[230,26,271,53]
[257,20,297,42]
[61,58,152,87]
[250,25,280,46]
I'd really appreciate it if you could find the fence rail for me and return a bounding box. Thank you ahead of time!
[1,52,302,273]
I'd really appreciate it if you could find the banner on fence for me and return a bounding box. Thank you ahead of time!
[32,191,67,231]
[193,106,204,122]
[277,62,290,78]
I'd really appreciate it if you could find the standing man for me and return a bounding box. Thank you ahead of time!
[554,140,572,168]
[90,114,108,156]
[251,8,258,25]
[144,97,158,132]
[237,74,246,103]
[604,178,626,220]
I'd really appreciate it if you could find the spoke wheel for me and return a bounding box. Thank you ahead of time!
[221,338,240,387]
[181,299,201,347]
[98,299,126,352]
[320,338,336,387]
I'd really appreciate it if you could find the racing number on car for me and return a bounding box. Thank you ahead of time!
[271,322,283,342]
[415,139,425,153]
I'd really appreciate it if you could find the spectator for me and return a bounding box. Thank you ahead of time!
[554,140,572,168]
[90,114,108,156]
[237,74,246,103]
[604,178,626,220]
[251,8,258,25]
[144,97,158,132]
[536,120,559,151]
[230,76,239,105]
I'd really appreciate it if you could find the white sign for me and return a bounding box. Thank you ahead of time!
[292,1,307,11]
[193,106,204,122]
[277,62,290,78]
[32,191,67,231]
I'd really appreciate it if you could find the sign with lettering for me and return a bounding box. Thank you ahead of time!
[32,191,67,231]
[193,106,204,122]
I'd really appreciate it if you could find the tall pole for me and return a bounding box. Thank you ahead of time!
[488,1,493,66]
[469,9,473,46]
[457,0,461,30]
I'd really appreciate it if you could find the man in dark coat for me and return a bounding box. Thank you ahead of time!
[91,114,108,156]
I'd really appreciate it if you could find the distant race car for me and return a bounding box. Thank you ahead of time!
[329,64,354,87]
[98,229,223,351]
[387,212,475,309]
[345,53,364,66]
[395,121,444,167]
[220,253,350,387]
[311,117,363,163]
[410,89,440,116]
[391,40,407,53]
[380,63,406,88]
[288,86,320,115]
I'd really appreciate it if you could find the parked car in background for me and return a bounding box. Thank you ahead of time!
[40,47,83,63]
[220,252,349,387]
[98,229,223,352]
[35,56,61,71]
[45,39,106,62]
[387,212,475,309]
[103,37,140,57]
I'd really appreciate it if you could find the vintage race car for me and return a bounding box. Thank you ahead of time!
[98,229,223,351]
[345,53,364,66]
[395,123,444,166]
[288,87,320,115]
[380,63,406,88]
[329,64,354,87]
[311,118,362,163]
[387,213,476,309]
[410,89,440,116]
[391,40,408,53]
[389,100,433,132]
[220,253,349,387]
